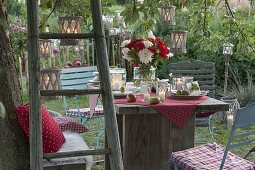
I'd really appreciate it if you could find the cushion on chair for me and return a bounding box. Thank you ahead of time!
[66,107,104,118]
[15,104,66,153]
[54,117,88,133]
[171,142,255,170]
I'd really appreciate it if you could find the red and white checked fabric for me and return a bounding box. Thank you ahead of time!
[66,106,104,118]
[114,95,209,127]
[171,142,255,170]
[54,117,88,133]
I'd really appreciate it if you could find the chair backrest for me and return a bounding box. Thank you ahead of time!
[168,60,215,97]
[220,102,255,169]
[60,66,99,117]
[60,66,97,90]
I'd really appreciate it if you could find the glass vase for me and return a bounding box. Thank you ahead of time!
[133,64,156,87]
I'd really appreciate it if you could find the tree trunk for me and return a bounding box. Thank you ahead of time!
[0,1,30,169]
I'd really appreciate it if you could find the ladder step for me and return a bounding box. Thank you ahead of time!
[39,33,95,39]
[43,148,111,159]
[40,89,101,96]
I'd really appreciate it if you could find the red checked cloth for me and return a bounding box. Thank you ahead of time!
[171,142,255,169]
[114,95,209,127]
[54,117,88,133]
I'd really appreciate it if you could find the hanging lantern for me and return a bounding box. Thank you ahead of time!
[223,43,234,55]
[160,6,176,26]
[58,16,82,46]
[170,30,188,54]
[39,39,52,58]
[103,15,114,29]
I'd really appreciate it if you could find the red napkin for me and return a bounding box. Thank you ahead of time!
[114,95,209,127]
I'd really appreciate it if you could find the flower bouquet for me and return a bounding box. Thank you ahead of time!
[121,31,173,84]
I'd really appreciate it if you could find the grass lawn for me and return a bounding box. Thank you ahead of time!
[28,95,254,169]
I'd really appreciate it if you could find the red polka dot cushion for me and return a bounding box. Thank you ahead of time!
[54,117,88,133]
[15,104,66,153]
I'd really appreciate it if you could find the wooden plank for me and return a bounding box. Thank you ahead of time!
[115,98,229,115]
[60,73,94,80]
[170,69,214,74]
[60,66,97,73]
[40,89,101,96]
[39,33,95,39]
[120,112,195,170]
[27,0,43,170]
[169,60,214,69]
[43,149,110,159]
[60,78,93,86]
[43,163,86,170]
[90,0,124,169]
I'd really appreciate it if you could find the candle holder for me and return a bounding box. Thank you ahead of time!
[58,16,82,46]
[110,68,126,91]
[39,39,52,58]
[172,77,183,91]
[170,30,188,54]
[140,81,151,102]
[227,111,234,129]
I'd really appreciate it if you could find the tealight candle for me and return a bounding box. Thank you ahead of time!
[144,93,150,102]
[227,114,234,128]
[159,91,166,101]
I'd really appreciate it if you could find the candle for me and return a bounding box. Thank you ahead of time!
[227,114,234,128]
[159,91,165,101]
[112,74,122,91]
[143,93,150,102]
[176,78,183,90]
[114,82,120,91]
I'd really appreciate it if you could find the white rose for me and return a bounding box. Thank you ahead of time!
[148,31,156,39]
[143,40,153,48]
[121,40,131,47]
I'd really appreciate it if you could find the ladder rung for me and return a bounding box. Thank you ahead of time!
[39,33,95,39]
[40,89,101,96]
[43,148,111,159]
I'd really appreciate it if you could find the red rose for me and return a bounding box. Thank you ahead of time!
[132,63,141,67]
[148,46,156,53]
[134,41,145,52]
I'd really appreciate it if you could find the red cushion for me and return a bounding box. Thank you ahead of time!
[54,117,88,133]
[15,104,66,153]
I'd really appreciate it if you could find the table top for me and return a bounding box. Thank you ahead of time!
[115,97,229,115]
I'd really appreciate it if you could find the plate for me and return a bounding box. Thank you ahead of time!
[169,90,208,99]
[113,91,134,98]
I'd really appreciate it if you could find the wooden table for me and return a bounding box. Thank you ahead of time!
[106,98,229,170]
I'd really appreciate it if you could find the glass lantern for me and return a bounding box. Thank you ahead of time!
[58,16,82,46]
[110,68,126,91]
[223,43,234,55]
[39,39,52,58]
[160,5,176,26]
[170,30,188,54]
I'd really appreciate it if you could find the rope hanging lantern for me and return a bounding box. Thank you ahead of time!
[160,5,176,26]
[170,30,188,54]
[223,43,234,96]
[58,16,82,46]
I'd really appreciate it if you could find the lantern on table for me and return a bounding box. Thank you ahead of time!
[223,43,234,96]
[58,16,82,46]
[110,68,127,91]
[170,30,188,54]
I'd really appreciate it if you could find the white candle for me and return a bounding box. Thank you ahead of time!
[144,93,150,102]
[114,82,120,91]
[159,91,166,101]
[176,78,183,90]
[227,114,234,128]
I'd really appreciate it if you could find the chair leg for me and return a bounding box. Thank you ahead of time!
[208,115,215,142]
[96,129,105,149]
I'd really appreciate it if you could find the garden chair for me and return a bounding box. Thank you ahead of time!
[170,102,255,170]
[60,66,104,148]
[168,60,216,142]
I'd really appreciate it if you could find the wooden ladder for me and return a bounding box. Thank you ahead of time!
[27,0,124,169]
